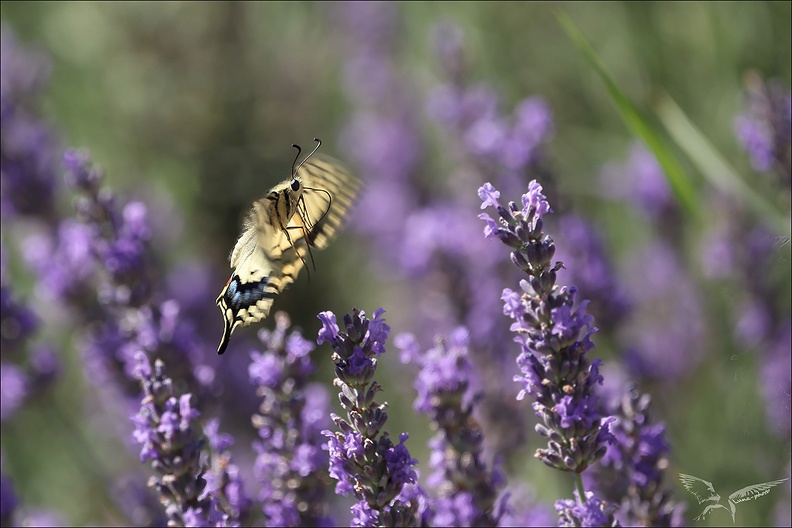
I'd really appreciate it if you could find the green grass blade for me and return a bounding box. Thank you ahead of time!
[656,93,791,238]
[556,12,700,219]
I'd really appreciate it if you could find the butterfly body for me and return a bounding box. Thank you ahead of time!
[216,143,360,354]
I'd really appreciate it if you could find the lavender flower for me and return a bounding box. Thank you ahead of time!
[396,328,507,527]
[131,352,234,527]
[317,308,424,527]
[0,469,17,527]
[620,242,706,382]
[479,181,613,472]
[760,322,792,438]
[203,418,251,524]
[0,282,38,356]
[0,25,58,221]
[555,491,619,527]
[479,181,617,523]
[734,73,791,184]
[599,142,674,222]
[553,214,630,335]
[60,149,210,400]
[249,311,332,526]
[0,252,59,422]
[585,385,685,527]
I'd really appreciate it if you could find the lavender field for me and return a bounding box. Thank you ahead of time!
[1,3,790,527]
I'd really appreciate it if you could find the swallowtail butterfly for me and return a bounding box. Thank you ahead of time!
[216,139,360,354]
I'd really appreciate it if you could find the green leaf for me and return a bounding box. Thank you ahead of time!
[556,12,700,219]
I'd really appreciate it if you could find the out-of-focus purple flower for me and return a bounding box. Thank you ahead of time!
[131,352,234,527]
[61,149,211,401]
[0,274,59,422]
[761,322,792,438]
[0,363,27,422]
[600,142,673,221]
[734,73,791,184]
[333,2,424,269]
[0,284,38,354]
[555,491,619,527]
[498,485,556,527]
[249,312,332,526]
[553,214,630,334]
[0,26,58,221]
[202,418,251,524]
[22,220,95,303]
[0,472,17,528]
[620,242,706,381]
[480,181,618,522]
[317,307,425,526]
[396,327,507,527]
[586,385,685,526]
[699,220,738,280]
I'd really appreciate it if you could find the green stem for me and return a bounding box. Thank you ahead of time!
[574,472,587,502]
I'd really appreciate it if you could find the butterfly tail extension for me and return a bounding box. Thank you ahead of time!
[216,306,234,355]
[215,278,239,355]
[215,269,279,355]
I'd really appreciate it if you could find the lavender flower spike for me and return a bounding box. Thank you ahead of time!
[317,308,425,527]
[131,352,231,527]
[478,181,613,475]
[395,328,506,527]
[585,385,685,526]
[249,311,333,526]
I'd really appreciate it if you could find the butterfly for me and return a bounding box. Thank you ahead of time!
[216,138,361,354]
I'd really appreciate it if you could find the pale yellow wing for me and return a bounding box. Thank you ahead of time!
[257,154,361,261]
[216,153,360,355]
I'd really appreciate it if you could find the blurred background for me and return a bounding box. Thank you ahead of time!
[1,2,790,526]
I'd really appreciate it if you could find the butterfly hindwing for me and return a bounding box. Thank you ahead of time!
[216,150,360,355]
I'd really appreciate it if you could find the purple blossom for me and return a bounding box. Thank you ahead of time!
[0,26,58,221]
[317,307,424,526]
[131,352,234,526]
[22,220,95,302]
[734,74,791,183]
[585,385,685,526]
[334,2,424,267]
[620,242,706,381]
[0,471,17,528]
[0,284,38,354]
[553,214,630,334]
[0,253,59,423]
[60,149,211,403]
[760,322,792,437]
[250,312,332,526]
[600,142,673,221]
[480,181,618,522]
[396,327,507,527]
[0,364,26,422]
[555,491,619,527]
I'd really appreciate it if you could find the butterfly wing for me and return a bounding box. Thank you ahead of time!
[258,154,361,261]
[216,154,360,354]
[294,154,361,250]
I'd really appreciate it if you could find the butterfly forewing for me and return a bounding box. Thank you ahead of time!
[216,153,360,354]
[295,156,360,249]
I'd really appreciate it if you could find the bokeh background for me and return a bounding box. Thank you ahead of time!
[1,2,790,526]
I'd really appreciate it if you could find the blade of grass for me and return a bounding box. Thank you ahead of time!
[556,12,700,219]
[656,93,791,238]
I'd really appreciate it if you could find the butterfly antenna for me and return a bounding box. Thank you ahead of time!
[293,138,322,175]
[291,144,302,178]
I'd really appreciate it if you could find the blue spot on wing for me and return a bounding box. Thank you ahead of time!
[224,275,276,313]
